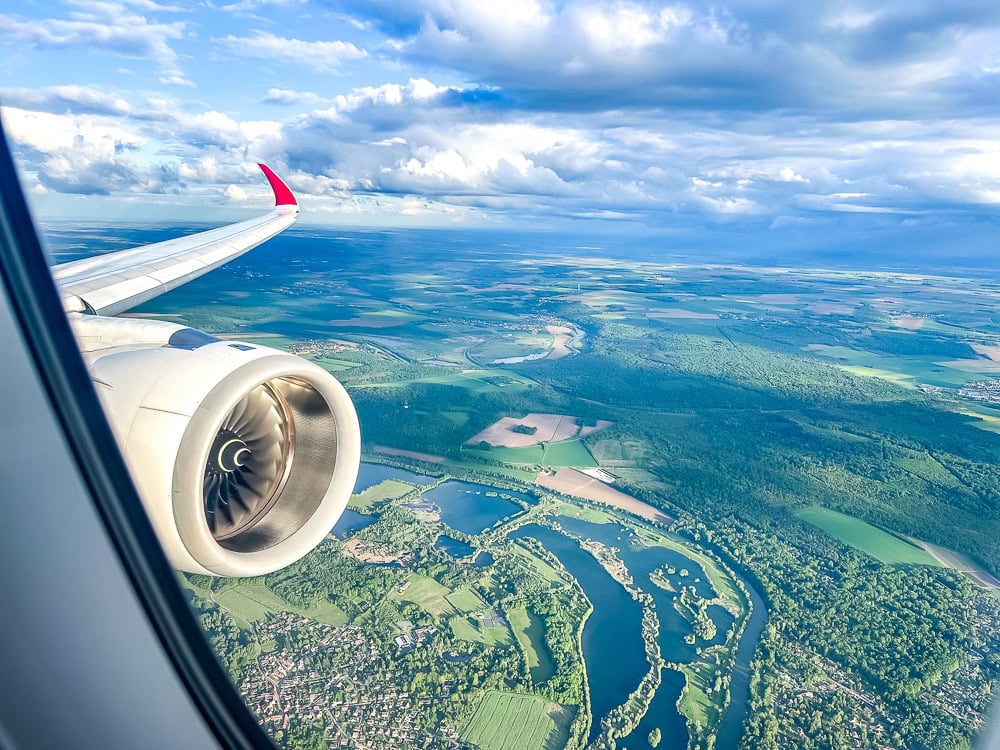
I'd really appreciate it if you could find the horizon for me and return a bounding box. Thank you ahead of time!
[2,0,999,257]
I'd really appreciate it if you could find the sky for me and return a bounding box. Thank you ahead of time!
[2,0,1000,251]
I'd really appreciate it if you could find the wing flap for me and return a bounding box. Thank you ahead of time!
[53,165,299,316]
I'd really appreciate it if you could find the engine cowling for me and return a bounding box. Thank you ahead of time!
[75,316,360,576]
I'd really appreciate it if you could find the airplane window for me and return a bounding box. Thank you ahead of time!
[3,2,999,750]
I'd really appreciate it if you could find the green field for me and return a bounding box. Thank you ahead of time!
[449,615,514,646]
[555,502,618,526]
[795,506,941,566]
[541,440,598,467]
[216,583,348,626]
[307,355,362,372]
[509,606,556,685]
[349,479,416,511]
[466,444,545,464]
[446,586,488,614]
[510,542,567,585]
[357,368,535,394]
[443,457,539,483]
[463,439,597,468]
[676,661,724,737]
[392,575,455,617]
[459,690,572,750]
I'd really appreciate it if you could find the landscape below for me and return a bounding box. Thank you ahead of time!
[46,225,1000,750]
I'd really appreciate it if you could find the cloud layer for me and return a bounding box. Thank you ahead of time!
[2,0,1000,235]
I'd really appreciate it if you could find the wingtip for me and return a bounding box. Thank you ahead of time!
[258,163,298,207]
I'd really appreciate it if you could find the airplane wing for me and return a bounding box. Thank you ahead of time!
[51,163,299,316]
[39,160,361,579]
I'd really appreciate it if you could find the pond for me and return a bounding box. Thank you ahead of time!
[435,535,476,558]
[330,509,377,539]
[423,480,530,535]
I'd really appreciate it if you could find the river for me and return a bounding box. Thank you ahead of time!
[512,517,766,749]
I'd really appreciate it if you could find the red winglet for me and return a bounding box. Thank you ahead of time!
[258,163,298,206]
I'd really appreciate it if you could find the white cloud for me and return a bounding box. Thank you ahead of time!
[262,88,324,106]
[217,32,367,72]
[224,184,248,201]
[0,6,188,83]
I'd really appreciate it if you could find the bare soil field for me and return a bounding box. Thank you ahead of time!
[646,308,719,319]
[893,315,926,330]
[343,539,406,564]
[536,467,674,525]
[937,359,1000,373]
[971,344,1000,362]
[466,413,609,447]
[806,303,856,315]
[544,324,577,359]
[907,537,1000,589]
[578,420,614,438]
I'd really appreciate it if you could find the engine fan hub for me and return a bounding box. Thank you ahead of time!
[209,432,251,473]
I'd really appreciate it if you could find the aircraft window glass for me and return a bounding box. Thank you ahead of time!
[5,2,1000,750]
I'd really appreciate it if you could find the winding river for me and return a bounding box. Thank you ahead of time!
[512,517,767,749]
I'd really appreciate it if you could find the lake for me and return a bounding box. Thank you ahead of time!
[423,480,530,535]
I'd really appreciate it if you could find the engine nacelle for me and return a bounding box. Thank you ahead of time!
[74,316,360,576]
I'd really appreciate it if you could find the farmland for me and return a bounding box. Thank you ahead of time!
[460,691,573,750]
[794,507,941,567]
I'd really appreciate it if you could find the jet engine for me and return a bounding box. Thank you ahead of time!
[73,316,360,576]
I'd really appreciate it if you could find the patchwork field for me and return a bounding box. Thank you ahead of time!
[466,413,605,448]
[795,507,941,566]
[459,691,572,750]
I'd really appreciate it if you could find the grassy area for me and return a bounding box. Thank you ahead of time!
[459,690,572,750]
[349,479,416,511]
[795,506,941,566]
[307,355,362,372]
[466,445,545,465]
[447,586,488,614]
[449,615,514,646]
[541,440,598,467]
[676,660,724,735]
[956,407,1000,435]
[216,583,348,626]
[443,457,539,483]
[510,542,567,585]
[356,369,535,394]
[391,575,455,617]
[462,439,598,468]
[838,364,915,385]
[509,605,556,685]
[894,450,966,489]
[442,410,470,426]
[554,502,618,526]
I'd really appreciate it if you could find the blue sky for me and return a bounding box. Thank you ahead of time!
[2,0,1000,248]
